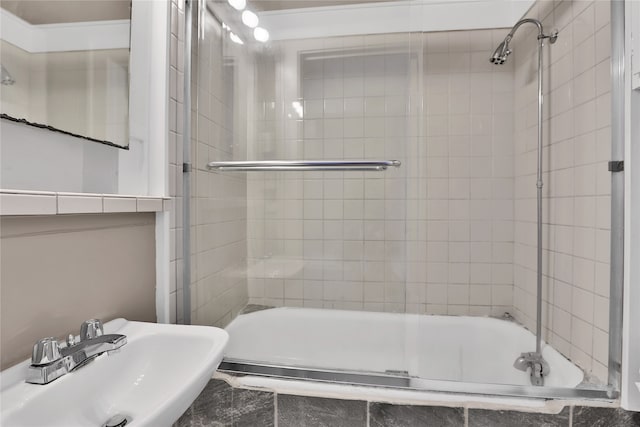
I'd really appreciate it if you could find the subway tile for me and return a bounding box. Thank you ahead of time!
[103,197,137,213]
[137,198,164,212]
[0,193,57,215]
[594,25,611,64]
[58,195,102,214]
[572,2,595,46]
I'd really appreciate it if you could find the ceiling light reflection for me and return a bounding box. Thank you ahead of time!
[241,10,259,28]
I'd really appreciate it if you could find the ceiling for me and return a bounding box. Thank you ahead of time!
[1,0,130,25]
[250,0,406,12]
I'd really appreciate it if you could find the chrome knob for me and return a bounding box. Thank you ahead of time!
[80,319,104,341]
[31,337,61,366]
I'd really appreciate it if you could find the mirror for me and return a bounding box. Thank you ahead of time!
[0,0,131,148]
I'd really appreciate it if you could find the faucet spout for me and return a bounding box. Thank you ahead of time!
[26,320,127,385]
[513,352,550,386]
[62,334,127,372]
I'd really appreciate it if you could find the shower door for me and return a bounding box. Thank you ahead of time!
[187,0,425,378]
[237,34,419,374]
[186,0,616,399]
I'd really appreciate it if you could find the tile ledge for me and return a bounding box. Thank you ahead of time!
[1,190,169,215]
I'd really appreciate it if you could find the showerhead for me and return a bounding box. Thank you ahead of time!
[490,38,512,65]
[1,65,15,86]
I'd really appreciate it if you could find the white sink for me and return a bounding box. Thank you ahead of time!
[0,319,229,427]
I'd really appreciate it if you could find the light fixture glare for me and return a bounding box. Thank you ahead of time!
[253,27,269,43]
[229,32,244,45]
[227,0,246,11]
[241,10,259,28]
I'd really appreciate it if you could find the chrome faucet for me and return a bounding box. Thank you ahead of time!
[26,319,127,385]
[513,351,550,386]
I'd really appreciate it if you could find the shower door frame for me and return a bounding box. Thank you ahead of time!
[607,0,625,396]
[181,0,627,403]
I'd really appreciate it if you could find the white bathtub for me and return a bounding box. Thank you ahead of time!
[224,307,584,388]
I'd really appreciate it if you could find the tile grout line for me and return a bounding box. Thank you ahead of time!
[569,405,573,427]
[366,400,370,427]
[464,406,469,427]
[274,392,278,427]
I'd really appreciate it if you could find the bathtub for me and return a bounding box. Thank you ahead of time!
[224,307,584,389]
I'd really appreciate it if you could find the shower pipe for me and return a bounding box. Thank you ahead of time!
[491,19,557,386]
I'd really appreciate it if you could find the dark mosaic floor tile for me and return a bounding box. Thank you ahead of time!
[174,407,193,427]
[232,388,274,427]
[370,403,464,427]
[180,379,275,427]
[468,407,569,427]
[573,406,640,427]
[277,394,367,427]
[191,379,234,425]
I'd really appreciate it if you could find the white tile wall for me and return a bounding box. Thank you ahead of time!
[511,0,611,382]
[246,30,515,316]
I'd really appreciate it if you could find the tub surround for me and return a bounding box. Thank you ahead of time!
[0,213,156,370]
[167,0,626,409]
[175,378,640,427]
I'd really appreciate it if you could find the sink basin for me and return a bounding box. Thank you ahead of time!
[0,319,229,427]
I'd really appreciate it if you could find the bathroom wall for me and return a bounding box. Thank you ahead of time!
[0,213,156,370]
[419,30,515,316]
[246,29,516,315]
[188,2,250,327]
[511,0,611,381]
[246,34,417,312]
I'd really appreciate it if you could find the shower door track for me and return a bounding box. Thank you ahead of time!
[218,359,616,401]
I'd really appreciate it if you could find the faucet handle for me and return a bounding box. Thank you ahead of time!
[80,319,104,341]
[31,337,62,366]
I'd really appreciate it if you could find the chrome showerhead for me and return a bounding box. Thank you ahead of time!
[490,38,512,65]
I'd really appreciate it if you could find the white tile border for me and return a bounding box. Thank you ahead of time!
[0,189,169,215]
[0,193,57,216]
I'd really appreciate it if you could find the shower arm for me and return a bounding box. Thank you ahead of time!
[504,18,558,43]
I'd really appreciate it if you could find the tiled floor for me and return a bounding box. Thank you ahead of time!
[175,379,640,427]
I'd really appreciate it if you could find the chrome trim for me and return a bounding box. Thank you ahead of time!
[513,352,550,386]
[27,333,127,385]
[182,0,194,325]
[608,0,625,393]
[206,160,402,172]
[220,360,411,388]
[218,359,616,400]
[80,319,104,341]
